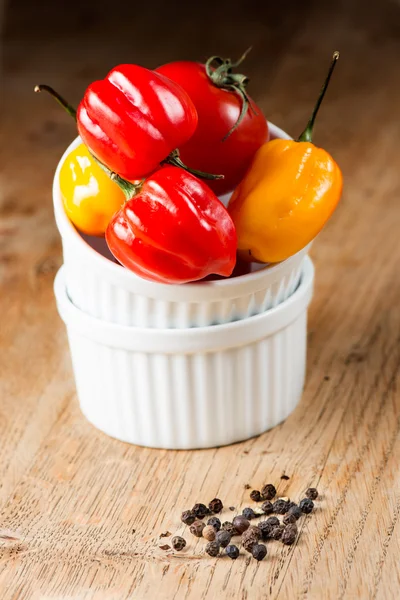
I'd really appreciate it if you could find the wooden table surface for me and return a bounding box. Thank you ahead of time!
[1,0,400,598]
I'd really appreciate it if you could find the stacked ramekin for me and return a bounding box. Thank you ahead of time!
[53,124,315,449]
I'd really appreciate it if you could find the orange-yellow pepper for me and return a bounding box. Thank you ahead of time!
[228,52,343,264]
[59,143,125,236]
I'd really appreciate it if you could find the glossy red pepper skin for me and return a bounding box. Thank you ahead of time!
[105,166,237,284]
[77,64,198,180]
[156,61,269,195]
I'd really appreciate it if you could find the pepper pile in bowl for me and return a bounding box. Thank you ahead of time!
[36,51,342,284]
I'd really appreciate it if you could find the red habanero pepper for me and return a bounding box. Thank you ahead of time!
[156,50,269,195]
[36,66,221,182]
[105,166,237,284]
[77,64,203,180]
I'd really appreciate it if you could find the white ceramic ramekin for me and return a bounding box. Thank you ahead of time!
[55,256,314,450]
[53,124,311,329]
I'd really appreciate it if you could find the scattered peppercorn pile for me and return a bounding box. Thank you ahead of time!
[159,487,320,561]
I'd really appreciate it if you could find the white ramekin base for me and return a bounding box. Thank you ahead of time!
[55,257,314,449]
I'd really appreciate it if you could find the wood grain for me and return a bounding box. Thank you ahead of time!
[1,0,400,598]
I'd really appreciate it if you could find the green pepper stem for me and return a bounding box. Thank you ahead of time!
[163,150,223,180]
[230,46,253,68]
[205,49,256,141]
[34,84,77,120]
[298,51,340,143]
[95,162,143,200]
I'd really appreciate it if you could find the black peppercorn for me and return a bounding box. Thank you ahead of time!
[272,499,289,515]
[288,505,302,520]
[171,536,186,551]
[205,541,220,557]
[242,507,256,520]
[208,498,223,514]
[266,516,280,528]
[242,538,257,552]
[247,525,261,537]
[192,503,208,519]
[305,488,319,500]
[190,520,205,537]
[282,524,297,545]
[207,517,221,531]
[286,501,297,512]
[261,500,273,515]
[283,512,297,525]
[250,490,262,502]
[225,544,240,559]
[251,543,267,561]
[299,498,314,514]
[261,483,276,501]
[270,525,285,540]
[232,515,250,534]
[216,530,231,548]
[241,525,261,552]
[222,522,238,536]
[181,510,196,526]
[258,520,273,541]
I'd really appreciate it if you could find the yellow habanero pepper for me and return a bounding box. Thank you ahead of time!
[228,52,343,264]
[59,143,125,236]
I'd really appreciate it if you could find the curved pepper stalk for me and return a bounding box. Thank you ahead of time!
[298,51,340,143]
[205,47,257,141]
